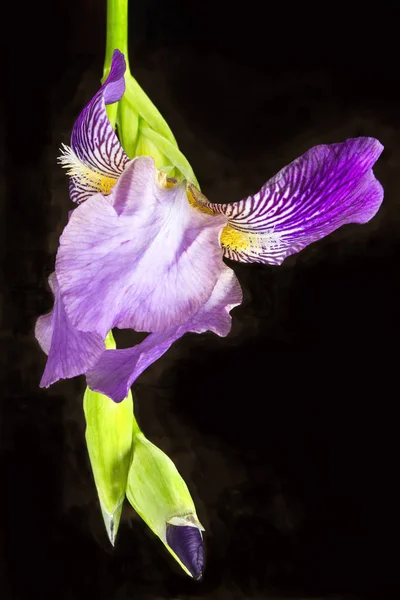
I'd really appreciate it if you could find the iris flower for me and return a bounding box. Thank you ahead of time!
[36,50,384,403]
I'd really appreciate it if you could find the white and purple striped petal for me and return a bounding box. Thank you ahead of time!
[35,273,105,388]
[86,265,242,402]
[59,49,129,204]
[56,157,228,341]
[211,137,384,265]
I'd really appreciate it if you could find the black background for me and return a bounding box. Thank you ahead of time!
[2,2,399,599]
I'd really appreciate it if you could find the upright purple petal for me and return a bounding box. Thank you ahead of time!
[35,273,104,388]
[56,157,228,340]
[86,265,242,402]
[211,137,384,265]
[59,49,130,204]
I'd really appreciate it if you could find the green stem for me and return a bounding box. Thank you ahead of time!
[104,0,130,74]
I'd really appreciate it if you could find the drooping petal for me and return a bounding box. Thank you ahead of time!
[166,524,204,580]
[86,265,242,402]
[56,156,228,339]
[59,49,129,204]
[35,273,105,388]
[86,331,182,403]
[209,137,384,265]
[35,276,56,355]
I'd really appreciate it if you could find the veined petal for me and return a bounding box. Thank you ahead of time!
[210,137,384,265]
[56,157,228,339]
[86,265,242,402]
[35,273,105,388]
[59,49,129,204]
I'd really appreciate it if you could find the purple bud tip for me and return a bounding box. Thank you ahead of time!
[166,523,204,580]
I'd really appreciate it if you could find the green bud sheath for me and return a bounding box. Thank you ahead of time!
[115,88,139,159]
[126,429,204,578]
[134,127,175,174]
[83,331,134,545]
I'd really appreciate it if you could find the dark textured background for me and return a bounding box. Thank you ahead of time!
[2,2,398,599]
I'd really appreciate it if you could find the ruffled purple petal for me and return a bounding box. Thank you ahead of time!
[212,137,384,265]
[56,157,228,339]
[35,273,105,388]
[60,49,129,204]
[166,524,204,580]
[86,265,242,402]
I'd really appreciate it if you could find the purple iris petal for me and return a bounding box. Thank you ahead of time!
[213,137,384,264]
[35,273,105,388]
[56,156,228,340]
[166,523,204,580]
[86,265,242,402]
[67,49,129,204]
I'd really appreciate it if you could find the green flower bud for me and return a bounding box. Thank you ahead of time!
[83,331,133,545]
[127,430,205,579]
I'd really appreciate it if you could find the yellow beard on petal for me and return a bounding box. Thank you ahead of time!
[221,225,282,256]
[220,224,251,253]
[58,145,118,195]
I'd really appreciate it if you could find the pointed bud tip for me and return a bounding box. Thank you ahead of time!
[166,523,204,580]
[100,502,123,547]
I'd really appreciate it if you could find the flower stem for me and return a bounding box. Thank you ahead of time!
[104,0,130,74]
